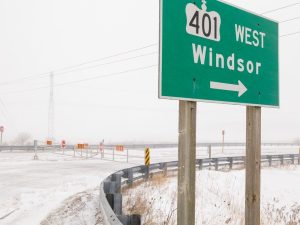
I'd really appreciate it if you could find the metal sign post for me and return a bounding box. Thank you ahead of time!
[245,106,261,225]
[33,140,38,160]
[222,130,225,153]
[61,140,66,153]
[100,141,104,158]
[178,101,196,225]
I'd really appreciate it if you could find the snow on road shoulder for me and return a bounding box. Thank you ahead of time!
[40,188,103,225]
[0,152,132,225]
[262,166,300,224]
[123,166,300,225]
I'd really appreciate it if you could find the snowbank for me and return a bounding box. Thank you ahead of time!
[123,166,300,225]
[0,152,131,225]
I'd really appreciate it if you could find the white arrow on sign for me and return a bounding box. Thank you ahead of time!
[210,80,247,97]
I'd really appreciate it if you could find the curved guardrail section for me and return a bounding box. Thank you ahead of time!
[99,181,123,225]
[99,154,300,225]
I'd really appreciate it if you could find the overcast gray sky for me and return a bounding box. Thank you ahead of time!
[0,0,299,144]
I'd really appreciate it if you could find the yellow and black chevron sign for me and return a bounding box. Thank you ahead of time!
[145,148,150,166]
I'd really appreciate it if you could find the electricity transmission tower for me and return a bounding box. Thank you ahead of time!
[48,72,54,141]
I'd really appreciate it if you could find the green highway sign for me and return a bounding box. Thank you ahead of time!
[159,0,279,107]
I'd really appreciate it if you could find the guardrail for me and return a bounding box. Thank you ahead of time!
[99,153,300,225]
[2,144,300,166]
[1,142,299,151]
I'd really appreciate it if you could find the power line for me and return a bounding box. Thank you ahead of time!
[1,27,300,94]
[53,64,157,87]
[44,52,157,78]
[0,64,158,95]
[52,43,157,73]
[280,16,300,23]
[0,51,158,87]
[280,30,300,37]
[1,7,299,89]
[55,64,157,88]
[261,2,300,14]
[0,43,157,86]
[1,1,300,91]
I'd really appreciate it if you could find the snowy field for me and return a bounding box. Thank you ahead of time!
[123,166,300,225]
[0,151,133,225]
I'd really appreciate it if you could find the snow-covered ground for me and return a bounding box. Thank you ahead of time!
[0,151,133,225]
[40,188,102,225]
[1,146,299,225]
[123,166,300,225]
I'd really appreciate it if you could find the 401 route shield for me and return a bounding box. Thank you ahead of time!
[159,0,279,107]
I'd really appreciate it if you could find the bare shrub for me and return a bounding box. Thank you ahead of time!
[123,174,176,225]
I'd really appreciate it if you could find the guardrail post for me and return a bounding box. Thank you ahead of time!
[242,156,246,168]
[106,193,122,215]
[144,166,149,180]
[268,155,272,167]
[33,140,38,160]
[113,147,115,161]
[103,172,142,225]
[214,158,219,171]
[207,158,212,170]
[127,149,129,163]
[104,175,123,217]
[160,163,168,176]
[123,168,134,186]
[208,145,212,158]
[291,154,295,164]
[118,215,141,225]
[229,157,233,169]
[280,155,284,165]
[104,181,116,194]
[129,215,141,225]
[112,173,122,193]
[198,159,203,170]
